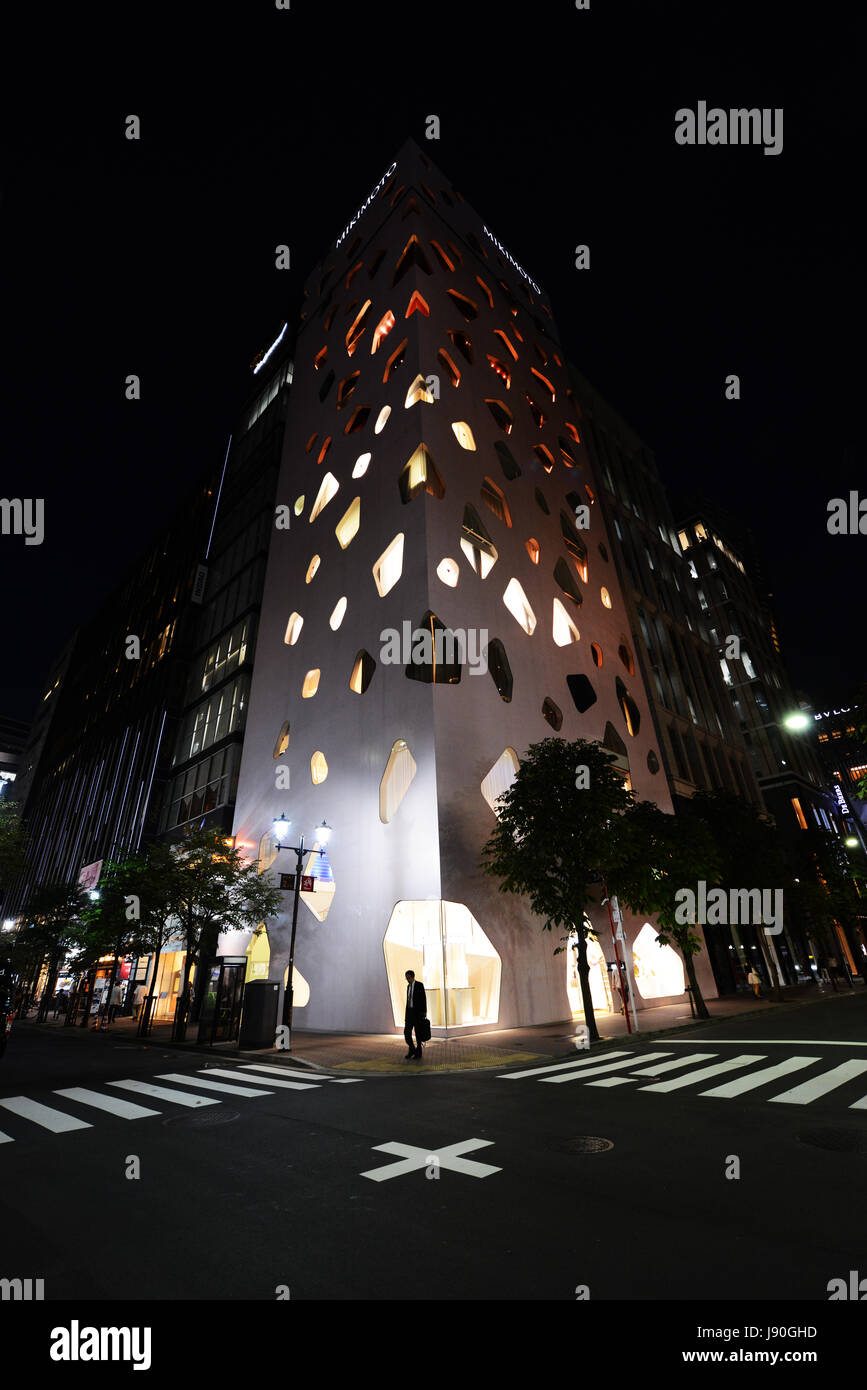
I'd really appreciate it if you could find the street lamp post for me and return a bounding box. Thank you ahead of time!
[272,817,331,1045]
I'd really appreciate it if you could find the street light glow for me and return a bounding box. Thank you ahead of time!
[273,815,291,844]
[783,712,810,731]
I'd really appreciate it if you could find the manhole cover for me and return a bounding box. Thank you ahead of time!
[559,1136,614,1154]
[797,1128,866,1154]
[162,1109,241,1129]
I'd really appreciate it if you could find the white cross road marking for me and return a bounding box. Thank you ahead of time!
[700,1056,820,1098]
[203,1067,318,1091]
[629,1052,717,1076]
[238,1064,326,1083]
[542,1051,672,1084]
[0,1097,92,1133]
[498,1051,633,1080]
[109,1080,220,1108]
[54,1087,160,1119]
[768,1060,867,1105]
[650,1038,867,1047]
[639,1055,765,1093]
[156,1073,273,1097]
[585,1076,633,1088]
[361,1138,501,1182]
[849,1093,867,1110]
[0,1130,14,1143]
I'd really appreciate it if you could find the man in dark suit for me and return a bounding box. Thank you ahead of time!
[404,970,427,1060]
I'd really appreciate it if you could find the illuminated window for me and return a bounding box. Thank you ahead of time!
[399,445,445,503]
[476,276,494,308]
[380,740,418,822]
[310,473,339,522]
[305,433,318,454]
[375,405,391,433]
[558,436,579,468]
[305,555,321,584]
[438,348,461,387]
[633,923,685,1000]
[531,367,555,400]
[601,587,613,609]
[615,677,641,736]
[437,557,459,587]
[564,421,580,444]
[302,669,320,699]
[534,488,550,516]
[486,398,513,433]
[553,598,580,646]
[503,578,536,635]
[344,406,370,435]
[393,235,433,286]
[383,337,409,383]
[542,697,563,731]
[335,497,361,549]
[373,533,405,596]
[405,290,430,318]
[526,395,545,428]
[345,300,371,356]
[590,643,603,667]
[314,346,328,371]
[533,340,548,366]
[451,421,476,451]
[481,748,519,814]
[383,901,501,1028]
[534,445,555,473]
[353,452,371,479]
[429,240,455,272]
[585,484,596,506]
[618,642,635,675]
[486,638,513,701]
[694,522,708,541]
[561,514,588,580]
[447,289,479,322]
[324,305,337,332]
[349,649,376,694]
[792,797,808,830]
[487,355,511,389]
[371,310,396,354]
[447,239,463,263]
[317,436,332,465]
[526,538,540,564]
[447,330,473,364]
[284,612,304,646]
[460,505,498,578]
[554,558,583,608]
[494,441,521,480]
[329,597,348,631]
[481,477,512,527]
[311,752,329,785]
[493,329,519,362]
[294,495,305,516]
[405,610,463,685]
[405,374,435,408]
[567,674,597,714]
[273,722,290,758]
[337,372,360,408]
[345,261,363,290]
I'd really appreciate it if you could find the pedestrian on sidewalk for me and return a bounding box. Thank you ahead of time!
[108,981,123,1023]
[747,967,762,999]
[403,970,427,1060]
[133,983,147,1020]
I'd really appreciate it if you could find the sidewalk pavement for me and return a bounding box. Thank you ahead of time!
[16,979,863,1075]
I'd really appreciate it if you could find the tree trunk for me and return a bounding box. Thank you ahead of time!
[574,930,600,1042]
[683,950,710,1019]
[38,949,60,1022]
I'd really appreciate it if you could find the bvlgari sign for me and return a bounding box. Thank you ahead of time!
[335,162,398,249]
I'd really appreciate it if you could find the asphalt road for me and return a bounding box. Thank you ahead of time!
[1,995,865,1303]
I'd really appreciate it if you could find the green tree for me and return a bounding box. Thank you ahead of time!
[79,858,146,1024]
[0,800,28,905]
[20,881,89,1021]
[611,800,722,1019]
[480,738,633,1042]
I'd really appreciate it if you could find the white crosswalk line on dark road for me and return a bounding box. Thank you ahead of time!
[54,1087,161,1119]
[203,1067,318,1091]
[0,1096,92,1133]
[156,1073,274,1097]
[699,1056,820,1098]
[767,1060,867,1105]
[542,1052,672,1083]
[638,1056,765,1092]
[109,1079,221,1108]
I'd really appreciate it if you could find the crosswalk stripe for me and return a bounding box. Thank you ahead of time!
[499,1051,634,1080]
[768,1060,867,1105]
[849,1093,867,1110]
[237,1065,323,1086]
[109,1080,220,1108]
[202,1067,318,1092]
[629,1052,717,1076]
[700,1056,820,1098]
[155,1073,273,1097]
[0,1096,92,1133]
[0,1130,14,1143]
[542,1052,672,1084]
[54,1087,160,1119]
[639,1055,765,1092]
[585,1077,634,1088]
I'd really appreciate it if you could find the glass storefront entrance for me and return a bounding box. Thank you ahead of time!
[383,901,502,1028]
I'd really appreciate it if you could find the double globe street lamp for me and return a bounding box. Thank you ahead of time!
[271,815,332,1039]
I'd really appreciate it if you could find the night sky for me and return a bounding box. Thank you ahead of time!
[1,2,861,725]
